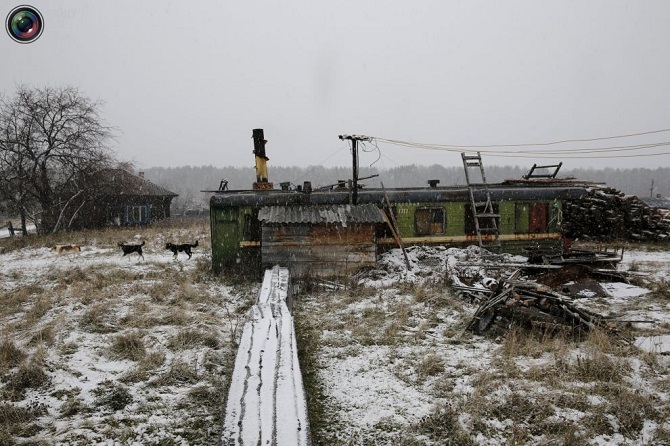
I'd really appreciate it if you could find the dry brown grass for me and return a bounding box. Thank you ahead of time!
[0,400,47,442]
[572,353,627,383]
[414,404,475,445]
[3,359,51,400]
[500,325,572,360]
[24,295,52,325]
[28,324,56,347]
[150,359,200,387]
[167,328,220,350]
[79,302,118,333]
[416,354,445,379]
[0,339,26,371]
[108,331,146,361]
[0,284,46,319]
[119,350,166,384]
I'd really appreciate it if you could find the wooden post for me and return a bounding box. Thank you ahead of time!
[381,182,411,269]
[7,221,15,237]
[352,138,359,205]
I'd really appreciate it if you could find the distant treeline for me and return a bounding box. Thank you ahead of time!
[143,164,670,215]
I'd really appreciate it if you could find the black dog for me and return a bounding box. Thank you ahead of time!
[165,240,198,259]
[118,240,145,260]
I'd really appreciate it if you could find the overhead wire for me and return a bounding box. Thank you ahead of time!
[371,127,670,158]
[373,127,670,149]
[359,140,382,167]
[289,144,348,184]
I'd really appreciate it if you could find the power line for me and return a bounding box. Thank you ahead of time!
[372,133,670,158]
[290,145,348,184]
[373,126,670,150]
[484,151,670,159]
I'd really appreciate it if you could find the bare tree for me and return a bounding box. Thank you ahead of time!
[0,86,117,234]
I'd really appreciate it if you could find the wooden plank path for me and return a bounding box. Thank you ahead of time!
[222,266,311,446]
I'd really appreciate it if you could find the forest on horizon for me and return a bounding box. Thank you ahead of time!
[143,164,670,215]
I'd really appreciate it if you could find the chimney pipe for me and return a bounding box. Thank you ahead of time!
[252,128,273,190]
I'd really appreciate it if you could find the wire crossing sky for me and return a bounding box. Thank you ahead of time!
[372,128,670,159]
[3,1,670,169]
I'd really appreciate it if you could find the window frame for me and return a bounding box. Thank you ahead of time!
[414,206,446,235]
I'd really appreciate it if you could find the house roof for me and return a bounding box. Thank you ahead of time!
[258,204,386,226]
[211,185,588,208]
[101,169,178,197]
[639,196,670,209]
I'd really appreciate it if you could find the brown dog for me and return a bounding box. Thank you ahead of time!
[51,244,81,254]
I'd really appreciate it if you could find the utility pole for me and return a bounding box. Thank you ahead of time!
[338,134,371,204]
[650,179,655,198]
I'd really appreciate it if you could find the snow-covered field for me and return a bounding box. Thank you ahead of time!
[0,221,257,445]
[296,244,670,445]
[2,224,670,445]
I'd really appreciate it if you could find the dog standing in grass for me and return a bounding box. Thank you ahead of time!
[165,240,198,259]
[50,244,82,262]
[118,241,145,260]
[51,244,81,255]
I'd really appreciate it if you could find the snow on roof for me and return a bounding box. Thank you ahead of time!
[639,196,670,209]
[259,203,386,226]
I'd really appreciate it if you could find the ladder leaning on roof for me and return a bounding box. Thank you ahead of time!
[461,152,501,253]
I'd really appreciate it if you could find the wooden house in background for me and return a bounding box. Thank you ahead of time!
[71,169,178,228]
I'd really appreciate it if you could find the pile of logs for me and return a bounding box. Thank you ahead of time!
[562,186,670,241]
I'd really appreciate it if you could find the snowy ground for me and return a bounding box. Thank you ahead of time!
[296,244,670,445]
[0,221,257,445]
[2,225,670,445]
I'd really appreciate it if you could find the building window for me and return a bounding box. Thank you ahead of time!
[126,205,150,225]
[415,207,445,235]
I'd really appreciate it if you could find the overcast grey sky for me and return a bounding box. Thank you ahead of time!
[3,1,670,171]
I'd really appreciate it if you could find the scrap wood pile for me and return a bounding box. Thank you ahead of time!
[562,186,670,242]
[464,270,624,338]
[447,248,628,340]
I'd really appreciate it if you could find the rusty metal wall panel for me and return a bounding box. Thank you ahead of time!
[263,225,374,246]
[260,224,377,277]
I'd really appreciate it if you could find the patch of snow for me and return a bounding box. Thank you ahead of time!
[635,335,670,354]
[601,282,650,299]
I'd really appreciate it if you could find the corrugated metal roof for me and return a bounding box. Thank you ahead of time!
[258,204,386,226]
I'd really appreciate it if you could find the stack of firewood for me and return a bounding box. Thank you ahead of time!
[562,187,670,241]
